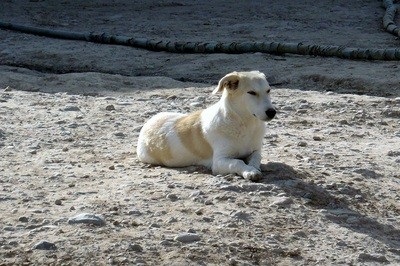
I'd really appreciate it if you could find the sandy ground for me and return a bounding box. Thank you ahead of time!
[0,0,400,265]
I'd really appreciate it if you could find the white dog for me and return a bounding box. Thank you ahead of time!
[137,71,276,181]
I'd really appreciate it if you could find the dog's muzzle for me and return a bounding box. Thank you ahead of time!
[265,108,276,119]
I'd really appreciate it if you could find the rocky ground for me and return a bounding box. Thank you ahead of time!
[1,0,400,265]
[0,73,399,265]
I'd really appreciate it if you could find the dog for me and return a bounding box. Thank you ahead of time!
[136,71,276,181]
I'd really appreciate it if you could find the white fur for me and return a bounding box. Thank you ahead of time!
[137,71,276,181]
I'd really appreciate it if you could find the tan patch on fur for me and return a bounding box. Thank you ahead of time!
[175,111,213,159]
[144,117,173,164]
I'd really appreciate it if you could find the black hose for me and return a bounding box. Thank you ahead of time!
[0,1,399,61]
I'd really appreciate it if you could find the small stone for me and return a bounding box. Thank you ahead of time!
[105,105,115,111]
[109,165,115,170]
[387,150,400,157]
[128,243,143,252]
[269,196,293,207]
[190,102,203,107]
[61,106,80,112]
[292,230,307,238]
[296,109,307,114]
[195,208,204,215]
[281,105,294,111]
[160,239,174,246]
[114,132,126,138]
[202,217,214,222]
[231,211,251,221]
[313,136,322,141]
[54,199,62,205]
[166,193,179,201]
[229,258,238,266]
[167,217,178,223]
[149,223,161,228]
[166,95,177,100]
[174,233,201,243]
[297,141,307,147]
[127,209,142,216]
[18,216,29,223]
[68,213,105,226]
[33,240,57,250]
[204,199,213,205]
[358,253,388,263]
[116,101,133,105]
[219,185,242,192]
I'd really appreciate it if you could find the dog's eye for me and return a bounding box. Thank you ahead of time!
[247,91,257,96]
[266,89,271,93]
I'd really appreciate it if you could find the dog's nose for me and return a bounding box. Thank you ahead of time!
[266,108,276,119]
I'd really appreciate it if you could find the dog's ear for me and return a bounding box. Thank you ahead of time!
[212,72,240,94]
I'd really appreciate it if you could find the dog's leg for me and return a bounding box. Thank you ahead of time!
[212,157,262,181]
[246,150,262,171]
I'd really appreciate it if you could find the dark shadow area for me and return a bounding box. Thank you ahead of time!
[260,162,400,251]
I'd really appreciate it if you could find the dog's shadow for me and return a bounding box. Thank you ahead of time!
[257,162,400,251]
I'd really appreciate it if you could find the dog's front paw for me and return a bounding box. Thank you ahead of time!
[242,170,262,182]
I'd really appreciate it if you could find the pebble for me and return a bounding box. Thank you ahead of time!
[114,132,126,138]
[293,230,307,238]
[116,101,133,105]
[160,239,174,246]
[297,141,308,147]
[18,216,29,222]
[242,183,273,192]
[219,185,242,192]
[195,208,204,215]
[167,217,178,223]
[231,211,251,221]
[269,196,293,207]
[174,233,201,243]
[61,105,81,112]
[313,136,322,141]
[54,199,62,205]
[127,209,142,216]
[68,213,106,226]
[387,150,400,157]
[128,243,143,252]
[33,240,57,250]
[166,193,179,201]
[190,102,203,107]
[358,252,388,263]
[105,104,115,111]
[281,105,294,111]
[149,223,161,228]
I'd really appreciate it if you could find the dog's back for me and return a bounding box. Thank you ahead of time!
[136,111,213,167]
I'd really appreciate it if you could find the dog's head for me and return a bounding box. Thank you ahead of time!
[213,71,276,121]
